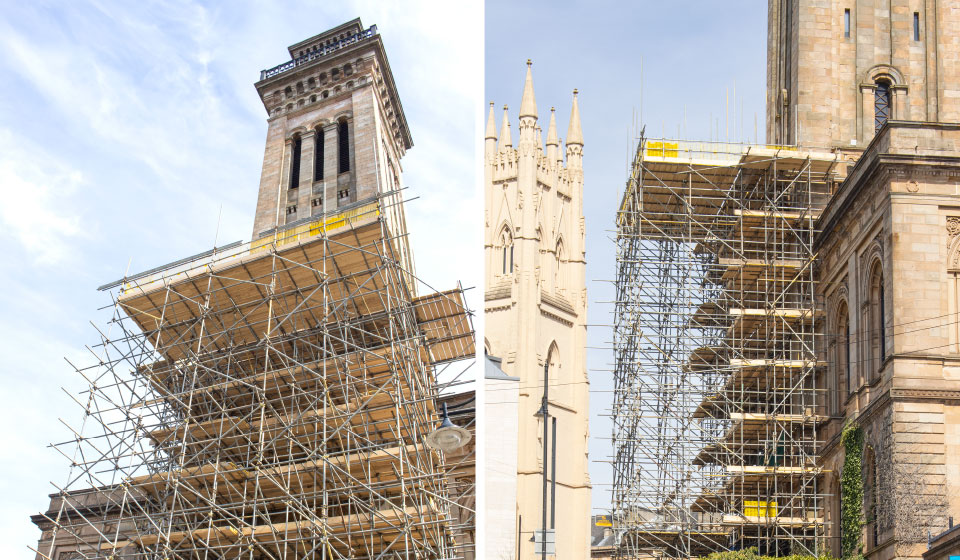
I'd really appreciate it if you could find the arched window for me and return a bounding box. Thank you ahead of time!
[835,301,850,409]
[554,239,565,293]
[500,227,514,274]
[288,135,302,190]
[546,341,571,404]
[313,127,324,181]
[869,262,885,378]
[874,80,891,132]
[546,342,561,377]
[337,119,350,174]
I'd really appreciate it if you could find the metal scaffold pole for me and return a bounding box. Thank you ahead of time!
[610,136,839,558]
[37,195,476,560]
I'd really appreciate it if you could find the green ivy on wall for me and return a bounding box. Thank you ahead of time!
[840,422,865,560]
[704,546,835,560]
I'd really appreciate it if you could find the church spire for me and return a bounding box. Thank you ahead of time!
[485,101,497,140]
[566,89,583,146]
[546,107,559,162]
[498,104,512,149]
[546,107,559,145]
[485,102,497,159]
[519,59,537,120]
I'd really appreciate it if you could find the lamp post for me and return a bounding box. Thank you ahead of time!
[425,402,471,452]
[540,362,549,558]
[533,361,556,557]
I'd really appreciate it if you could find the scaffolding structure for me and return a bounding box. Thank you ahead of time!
[611,137,840,558]
[35,195,475,559]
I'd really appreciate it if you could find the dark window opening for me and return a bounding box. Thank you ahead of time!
[844,9,850,37]
[314,129,324,181]
[869,263,885,381]
[879,275,886,363]
[289,136,302,189]
[914,12,920,41]
[845,320,851,395]
[337,120,350,173]
[874,81,891,132]
[500,231,514,275]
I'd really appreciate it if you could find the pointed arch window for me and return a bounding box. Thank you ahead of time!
[289,135,302,190]
[554,239,565,293]
[500,227,514,274]
[546,342,561,374]
[874,80,891,132]
[545,341,571,405]
[337,119,350,174]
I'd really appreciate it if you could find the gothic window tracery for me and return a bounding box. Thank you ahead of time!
[554,239,565,294]
[500,226,514,275]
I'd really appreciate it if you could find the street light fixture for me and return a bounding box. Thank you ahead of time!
[425,402,471,452]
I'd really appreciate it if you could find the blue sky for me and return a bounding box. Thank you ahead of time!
[484,0,769,513]
[0,0,774,553]
[0,1,481,555]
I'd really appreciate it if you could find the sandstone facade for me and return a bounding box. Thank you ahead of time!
[484,63,591,560]
[767,0,960,148]
[251,18,413,276]
[769,2,960,558]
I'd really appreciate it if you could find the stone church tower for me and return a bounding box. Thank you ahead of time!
[484,62,591,560]
[767,0,960,148]
[250,18,414,273]
[768,2,960,558]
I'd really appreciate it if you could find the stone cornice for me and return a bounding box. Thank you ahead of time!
[816,121,960,249]
[889,388,960,400]
[539,307,573,327]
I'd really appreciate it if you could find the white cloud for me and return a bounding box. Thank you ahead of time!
[0,2,484,556]
[0,130,88,265]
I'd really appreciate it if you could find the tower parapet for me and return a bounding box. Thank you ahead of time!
[251,18,412,255]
